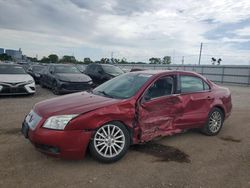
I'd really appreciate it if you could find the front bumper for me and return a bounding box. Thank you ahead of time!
[58,81,93,94]
[0,82,35,95]
[22,121,93,160]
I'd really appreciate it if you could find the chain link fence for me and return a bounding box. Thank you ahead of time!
[117,64,250,86]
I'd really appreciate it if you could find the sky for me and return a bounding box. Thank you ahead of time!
[0,0,250,65]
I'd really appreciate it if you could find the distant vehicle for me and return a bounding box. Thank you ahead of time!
[22,70,232,162]
[39,64,93,94]
[0,64,35,95]
[27,65,45,84]
[84,63,124,85]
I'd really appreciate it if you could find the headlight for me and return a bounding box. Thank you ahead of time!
[43,114,78,130]
[27,80,34,84]
[0,85,2,91]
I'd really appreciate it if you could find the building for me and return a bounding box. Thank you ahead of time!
[5,48,22,61]
[0,48,4,54]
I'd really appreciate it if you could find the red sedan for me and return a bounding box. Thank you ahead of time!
[21,70,232,163]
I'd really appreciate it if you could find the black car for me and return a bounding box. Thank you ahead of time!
[76,64,86,73]
[27,65,46,84]
[84,63,124,85]
[40,64,93,94]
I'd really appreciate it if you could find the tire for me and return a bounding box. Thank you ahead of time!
[40,80,45,88]
[89,122,130,163]
[52,81,60,95]
[202,107,224,136]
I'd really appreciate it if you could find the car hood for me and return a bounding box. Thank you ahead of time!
[0,74,33,83]
[56,73,92,82]
[34,92,120,118]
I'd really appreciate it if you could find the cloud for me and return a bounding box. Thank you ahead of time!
[0,0,250,64]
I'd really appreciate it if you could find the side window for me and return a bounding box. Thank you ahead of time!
[86,64,94,74]
[145,76,174,100]
[180,75,208,93]
[204,81,210,90]
[95,65,102,74]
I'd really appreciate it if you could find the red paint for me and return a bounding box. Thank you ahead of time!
[27,70,232,159]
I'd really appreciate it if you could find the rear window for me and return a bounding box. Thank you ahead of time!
[180,75,209,93]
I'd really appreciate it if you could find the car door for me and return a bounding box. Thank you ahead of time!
[137,75,184,142]
[173,74,213,129]
[40,66,50,86]
[94,65,104,85]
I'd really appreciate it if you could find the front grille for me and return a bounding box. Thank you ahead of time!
[1,85,28,94]
[62,82,92,91]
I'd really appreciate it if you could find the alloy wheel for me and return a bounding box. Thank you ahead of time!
[93,124,125,158]
[208,111,222,133]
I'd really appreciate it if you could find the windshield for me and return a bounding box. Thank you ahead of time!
[93,73,152,99]
[32,65,44,72]
[0,65,26,74]
[102,65,124,75]
[54,65,81,74]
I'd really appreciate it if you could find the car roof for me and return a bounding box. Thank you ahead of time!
[132,69,205,78]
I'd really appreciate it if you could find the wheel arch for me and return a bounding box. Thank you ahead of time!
[212,105,225,119]
[94,120,134,145]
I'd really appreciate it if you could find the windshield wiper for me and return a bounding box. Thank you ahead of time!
[98,91,114,98]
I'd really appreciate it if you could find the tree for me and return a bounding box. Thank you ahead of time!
[217,58,222,65]
[26,56,38,62]
[60,55,76,63]
[211,57,216,65]
[0,53,12,61]
[162,56,171,64]
[100,58,110,64]
[40,56,50,63]
[48,54,59,63]
[149,57,161,64]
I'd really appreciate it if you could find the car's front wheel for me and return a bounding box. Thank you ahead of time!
[202,107,224,136]
[52,81,60,95]
[89,122,130,163]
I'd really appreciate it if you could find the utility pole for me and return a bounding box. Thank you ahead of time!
[198,42,203,65]
[173,50,175,64]
[182,56,184,64]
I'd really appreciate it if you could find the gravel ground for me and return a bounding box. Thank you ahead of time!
[0,85,249,188]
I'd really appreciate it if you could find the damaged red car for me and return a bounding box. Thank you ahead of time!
[21,70,232,163]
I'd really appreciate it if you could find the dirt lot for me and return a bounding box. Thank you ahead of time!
[0,85,249,188]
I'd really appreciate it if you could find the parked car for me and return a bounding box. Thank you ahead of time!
[130,68,147,72]
[76,64,86,73]
[27,65,46,84]
[84,63,124,85]
[39,64,93,94]
[0,64,35,95]
[22,70,232,162]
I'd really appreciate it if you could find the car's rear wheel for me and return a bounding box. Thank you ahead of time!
[89,122,130,163]
[202,107,224,136]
